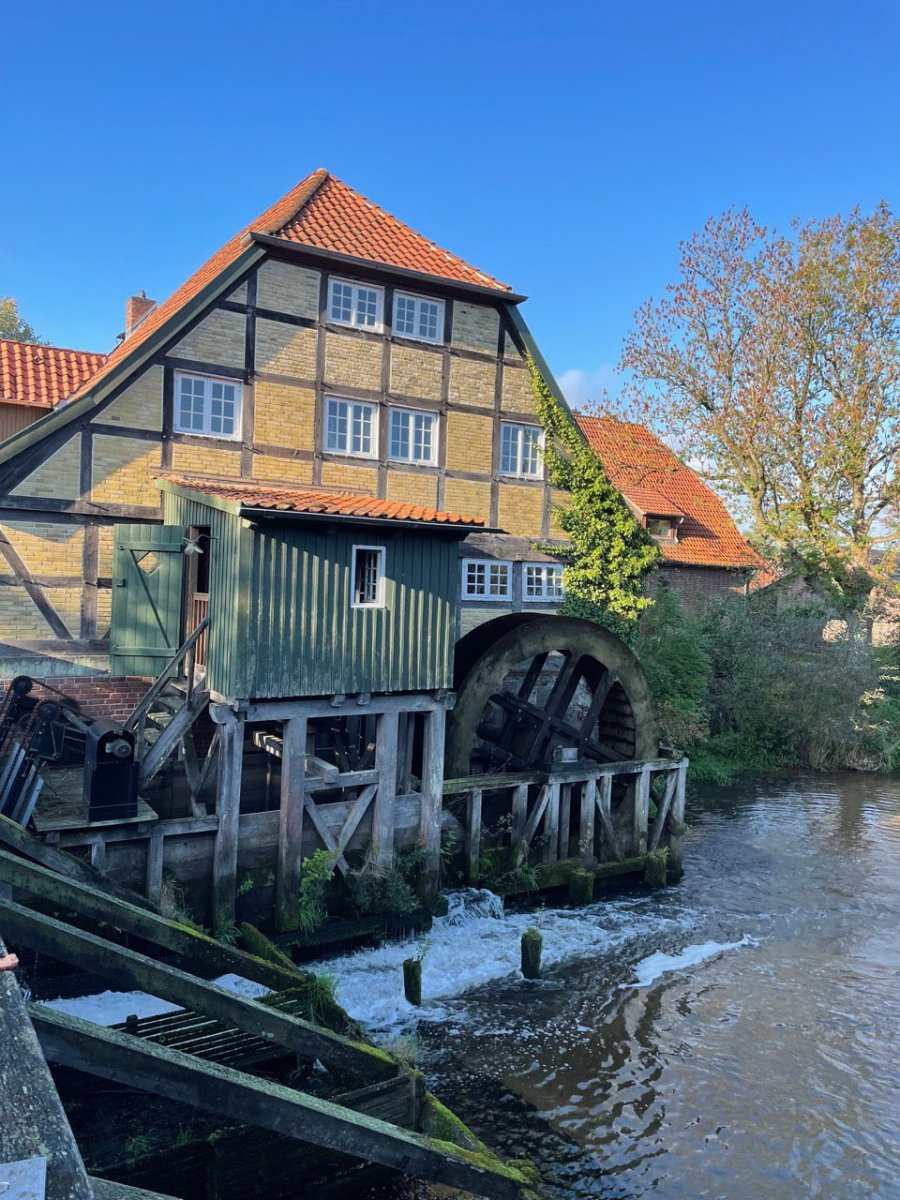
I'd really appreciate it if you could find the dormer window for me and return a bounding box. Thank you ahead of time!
[646,516,677,540]
[328,278,384,330]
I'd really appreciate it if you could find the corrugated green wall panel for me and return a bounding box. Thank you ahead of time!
[162,493,456,699]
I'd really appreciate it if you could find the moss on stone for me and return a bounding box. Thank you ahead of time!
[644,848,669,888]
[521,928,542,980]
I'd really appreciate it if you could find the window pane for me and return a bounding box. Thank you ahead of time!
[331,283,352,323]
[356,287,378,327]
[390,409,409,459]
[351,403,373,454]
[395,296,415,335]
[326,400,348,451]
[465,562,486,596]
[412,412,432,461]
[500,425,517,474]
[418,301,439,341]
[354,548,383,605]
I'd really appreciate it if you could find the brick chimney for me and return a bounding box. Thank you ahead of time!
[125,291,156,338]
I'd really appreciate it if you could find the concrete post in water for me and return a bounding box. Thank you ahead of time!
[569,868,594,906]
[520,928,542,979]
[403,957,422,1005]
[644,848,668,888]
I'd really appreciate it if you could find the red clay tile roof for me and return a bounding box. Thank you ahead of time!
[274,174,510,291]
[0,339,106,408]
[67,169,507,407]
[159,474,486,528]
[577,415,765,570]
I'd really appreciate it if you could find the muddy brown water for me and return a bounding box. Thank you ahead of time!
[412,774,900,1198]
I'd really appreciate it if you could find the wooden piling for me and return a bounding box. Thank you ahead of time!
[644,848,668,888]
[569,868,594,906]
[520,928,542,980]
[403,957,422,1006]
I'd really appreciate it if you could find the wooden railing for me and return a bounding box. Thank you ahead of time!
[188,594,209,667]
[443,755,688,883]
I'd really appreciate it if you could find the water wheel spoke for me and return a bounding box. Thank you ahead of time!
[578,670,616,737]
[516,651,550,700]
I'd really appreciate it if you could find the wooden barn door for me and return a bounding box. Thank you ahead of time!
[109,524,185,676]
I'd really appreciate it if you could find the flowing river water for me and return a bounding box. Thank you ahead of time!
[322,772,900,1199]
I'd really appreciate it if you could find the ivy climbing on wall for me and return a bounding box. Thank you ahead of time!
[528,357,661,641]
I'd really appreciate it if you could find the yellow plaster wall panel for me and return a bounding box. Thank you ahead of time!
[452,302,499,355]
[504,332,524,361]
[443,479,492,523]
[170,443,241,478]
[101,366,163,431]
[96,586,112,633]
[254,381,316,451]
[172,310,246,368]
[385,470,438,510]
[229,282,248,304]
[97,527,115,576]
[257,261,320,319]
[324,332,383,392]
[251,455,314,485]
[501,364,536,414]
[498,483,546,538]
[320,461,379,492]
[92,436,162,507]
[1,522,84,576]
[389,345,443,400]
[11,436,81,500]
[255,319,318,379]
[0,585,82,640]
[448,356,495,408]
[445,412,493,474]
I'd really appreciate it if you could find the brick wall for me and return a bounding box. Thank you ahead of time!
[0,675,151,722]
[659,563,749,609]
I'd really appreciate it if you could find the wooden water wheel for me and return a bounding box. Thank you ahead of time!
[446,615,658,777]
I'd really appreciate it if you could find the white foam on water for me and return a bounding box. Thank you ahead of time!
[627,934,758,989]
[324,887,700,1032]
[41,972,270,1026]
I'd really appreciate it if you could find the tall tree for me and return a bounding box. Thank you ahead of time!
[0,297,44,344]
[620,204,900,606]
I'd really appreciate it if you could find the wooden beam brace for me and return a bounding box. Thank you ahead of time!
[0,526,72,640]
[30,1006,527,1200]
[1,899,396,1082]
[595,774,621,860]
[649,770,679,852]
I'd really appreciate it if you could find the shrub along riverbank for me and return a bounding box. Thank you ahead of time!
[634,584,900,782]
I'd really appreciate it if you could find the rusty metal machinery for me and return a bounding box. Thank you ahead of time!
[446,614,659,777]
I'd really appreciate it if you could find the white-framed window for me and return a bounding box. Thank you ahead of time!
[352,545,386,608]
[324,397,378,457]
[646,516,677,540]
[328,278,384,330]
[500,422,543,478]
[462,559,512,600]
[393,292,444,344]
[388,407,438,464]
[523,563,565,600]
[174,372,242,439]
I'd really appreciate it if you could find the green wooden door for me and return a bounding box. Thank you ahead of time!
[109,524,186,676]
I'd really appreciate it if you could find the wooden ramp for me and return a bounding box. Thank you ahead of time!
[0,850,535,1200]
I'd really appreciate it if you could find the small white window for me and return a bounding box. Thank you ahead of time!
[524,563,565,600]
[388,407,438,464]
[462,559,512,600]
[328,278,384,330]
[352,545,386,608]
[393,292,444,343]
[324,397,378,457]
[500,422,543,478]
[174,373,242,439]
[647,517,676,539]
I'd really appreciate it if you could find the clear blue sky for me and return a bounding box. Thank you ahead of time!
[3,1,898,406]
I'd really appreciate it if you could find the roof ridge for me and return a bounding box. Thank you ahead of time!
[251,168,330,237]
[0,337,108,359]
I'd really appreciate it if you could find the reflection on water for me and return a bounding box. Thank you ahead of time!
[326,773,900,1199]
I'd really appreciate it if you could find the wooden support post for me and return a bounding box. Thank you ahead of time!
[520,928,542,979]
[668,758,688,877]
[512,782,528,852]
[633,766,650,856]
[596,773,620,860]
[403,957,422,1006]
[372,710,398,870]
[543,782,560,865]
[211,708,244,933]
[579,778,596,863]
[418,707,445,897]
[144,831,164,906]
[558,783,572,860]
[275,716,307,933]
[465,789,482,884]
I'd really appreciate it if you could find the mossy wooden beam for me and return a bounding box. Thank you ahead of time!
[0,813,154,910]
[0,899,397,1084]
[0,846,298,993]
[30,1006,532,1200]
[90,1180,182,1200]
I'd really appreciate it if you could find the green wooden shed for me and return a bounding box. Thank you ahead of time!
[109,475,485,701]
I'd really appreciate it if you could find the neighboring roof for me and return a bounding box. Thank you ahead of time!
[157,474,488,529]
[0,339,106,409]
[576,415,765,570]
